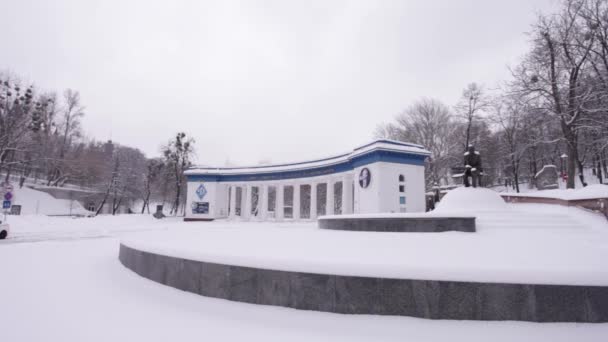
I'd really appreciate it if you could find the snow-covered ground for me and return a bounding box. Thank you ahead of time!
[6,184,91,216]
[3,235,607,342]
[501,184,608,201]
[3,214,171,243]
[496,168,606,194]
[2,194,608,341]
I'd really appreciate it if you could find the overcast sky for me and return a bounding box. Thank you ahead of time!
[1,0,558,166]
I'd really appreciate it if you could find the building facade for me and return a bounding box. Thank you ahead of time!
[184,140,430,221]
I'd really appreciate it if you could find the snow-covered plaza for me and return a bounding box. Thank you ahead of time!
[2,190,608,341]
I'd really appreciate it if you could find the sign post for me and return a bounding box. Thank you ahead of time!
[1,182,14,217]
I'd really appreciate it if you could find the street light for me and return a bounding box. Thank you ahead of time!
[560,154,568,180]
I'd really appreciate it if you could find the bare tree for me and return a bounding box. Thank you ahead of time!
[489,95,529,192]
[0,75,38,182]
[162,132,195,215]
[455,83,489,150]
[141,158,164,213]
[514,0,597,188]
[377,98,456,188]
[47,89,85,186]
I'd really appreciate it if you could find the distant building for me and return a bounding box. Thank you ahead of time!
[184,140,430,221]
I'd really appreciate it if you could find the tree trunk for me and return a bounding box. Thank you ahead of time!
[602,152,608,180]
[566,145,576,189]
[465,117,472,149]
[96,193,109,216]
[577,158,587,187]
[597,154,603,185]
[512,155,520,193]
[141,190,151,214]
[112,197,122,215]
[173,181,181,216]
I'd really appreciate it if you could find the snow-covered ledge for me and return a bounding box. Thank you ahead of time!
[318,213,476,232]
[119,243,608,322]
[500,184,608,219]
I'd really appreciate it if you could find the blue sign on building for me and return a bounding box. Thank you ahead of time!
[196,184,207,200]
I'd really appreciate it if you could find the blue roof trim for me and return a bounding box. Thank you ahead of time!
[186,150,426,182]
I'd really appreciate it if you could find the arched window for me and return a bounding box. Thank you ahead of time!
[398,174,405,182]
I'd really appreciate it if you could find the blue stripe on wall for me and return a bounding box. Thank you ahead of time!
[186,150,426,182]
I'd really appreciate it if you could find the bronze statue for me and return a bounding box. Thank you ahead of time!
[463,145,482,187]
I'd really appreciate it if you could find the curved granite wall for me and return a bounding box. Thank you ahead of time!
[119,244,608,322]
[318,216,476,232]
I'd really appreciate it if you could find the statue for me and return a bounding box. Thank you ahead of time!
[463,145,483,188]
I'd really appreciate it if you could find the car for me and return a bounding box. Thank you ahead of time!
[0,215,9,239]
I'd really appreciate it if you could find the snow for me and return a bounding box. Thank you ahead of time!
[4,214,169,243]
[1,215,608,341]
[534,164,557,179]
[0,215,608,342]
[434,187,508,213]
[0,242,604,341]
[495,167,605,194]
[9,185,91,216]
[503,184,608,201]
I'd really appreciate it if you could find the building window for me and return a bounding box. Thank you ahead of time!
[283,186,294,218]
[235,187,243,216]
[251,186,259,216]
[399,196,406,205]
[399,174,405,182]
[399,185,405,193]
[267,186,276,215]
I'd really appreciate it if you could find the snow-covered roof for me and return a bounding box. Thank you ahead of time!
[185,139,430,176]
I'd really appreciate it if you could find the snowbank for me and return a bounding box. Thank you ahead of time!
[434,187,507,213]
[504,184,608,201]
[10,186,91,216]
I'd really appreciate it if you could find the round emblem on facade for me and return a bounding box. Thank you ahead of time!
[359,168,371,188]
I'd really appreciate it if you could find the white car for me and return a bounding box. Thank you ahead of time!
[0,216,9,239]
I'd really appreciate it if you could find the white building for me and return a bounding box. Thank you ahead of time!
[184,140,430,221]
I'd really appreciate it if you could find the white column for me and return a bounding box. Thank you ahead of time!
[326,180,334,216]
[243,185,251,220]
[293,184,300,220]
[260,184,268,220]
[342,177,353,214]
[276,184,284,221]
[229,185,237,219]
[310,182,317,219]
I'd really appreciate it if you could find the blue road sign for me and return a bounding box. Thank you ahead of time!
[3,200,11,209]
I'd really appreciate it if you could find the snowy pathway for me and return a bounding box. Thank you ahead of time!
[1,209,608,341]
[1,236,607,342]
